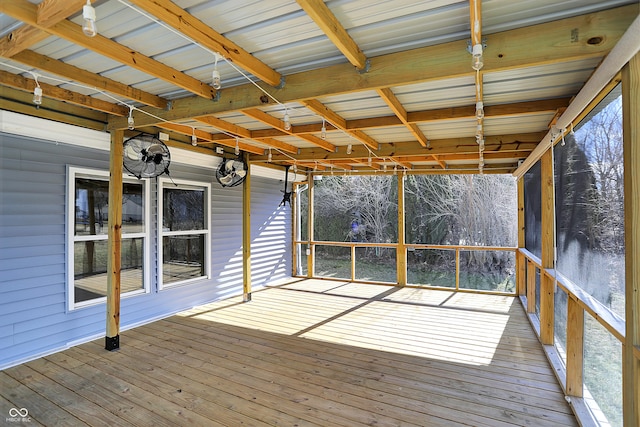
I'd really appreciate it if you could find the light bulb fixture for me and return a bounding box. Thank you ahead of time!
[475,101,484,120]
[321,119,327,140]
[426,139,431,149]
[235,138,240,155]
[570,123,575,136]
[368,155,372,166]
[293,163,297,173]
[471,43,483,71]
[82,0,97,38]
[346,143,352,155]
[283,110,291,131]
[383,163,388,172]
[32,75,42,105]
[191,128,197,146]
[561,132,566,147]
[211,53,221,90]
[479,139,485,152]
[127,107,135,130]
[267,148,272,162]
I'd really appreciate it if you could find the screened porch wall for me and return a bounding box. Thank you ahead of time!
[0,131,291,370]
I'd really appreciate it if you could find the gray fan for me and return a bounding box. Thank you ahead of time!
[123,134,171,179]
[216,158,247,187]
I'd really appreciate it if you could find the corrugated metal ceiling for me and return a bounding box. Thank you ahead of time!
[0,0,637,173]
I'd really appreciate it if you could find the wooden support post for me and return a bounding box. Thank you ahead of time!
[622,51,640,427]
[307,175,314,278]
[242,154,251,302]
[397,173,407,286]
[526,261,536,313]
[517,178,526,296]
[540,149,555,345]
[351,245,356,281]
[455,248,460,291]
[105,129,123,351]
[566,296,584,397]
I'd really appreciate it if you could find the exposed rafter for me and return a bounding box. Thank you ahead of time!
[7,50,169,109]
[302,99,378,151]
[296,0,368,70]
[127,0,282,87]
[1,0,216,99]
[243,108,336,152]
[106,5,634,131]
[0,69,129,116]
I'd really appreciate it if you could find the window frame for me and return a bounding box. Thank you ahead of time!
[157,177,211,289]
[66,166,150,310]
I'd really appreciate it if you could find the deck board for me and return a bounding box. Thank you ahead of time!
[0,280,577,426]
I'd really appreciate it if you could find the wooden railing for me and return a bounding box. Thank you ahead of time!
[294,240,517,295]
[517,247,625,423]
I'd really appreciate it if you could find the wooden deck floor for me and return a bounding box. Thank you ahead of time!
[1,279,577,426]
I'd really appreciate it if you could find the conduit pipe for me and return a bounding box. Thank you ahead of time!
[513,13,640,179]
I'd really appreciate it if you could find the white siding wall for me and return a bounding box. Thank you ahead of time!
[0,129,291,369]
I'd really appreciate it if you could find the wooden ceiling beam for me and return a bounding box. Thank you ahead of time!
[107,0,630,129]
[1,0,215,99]
[194,115,297,154]
[37,0,86,28]
[376,86,447,168]
[157,122,265,155]
[259,132,544,162]
[302,99,378,151]
[0,0,85,56]
[243,108,336,152]
[194,115,252,138]
[0,24,50,57]
[127,0,281,87]
[0,69,129,116]
[296,0,367,70]
[1,85,107,130]
[8,50,169,109]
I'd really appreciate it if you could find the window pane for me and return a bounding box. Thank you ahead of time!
[314,175,397,243]
[555,88,624,318]
[298,187,308,242]
[584,314,622,427]
[75,179,143,235]
[162,235,205,284]
[524,162,542,258]
[315,245,351,280]
[355,247,396,283]
[163,188,205,231]
[554,288,568,364]
[458,250,515,292]
[407,248,455,288]
[405,175,516,246]
[74,238,144,303]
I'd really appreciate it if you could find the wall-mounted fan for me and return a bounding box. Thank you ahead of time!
[216,157,247,187]
[123,134,171,179]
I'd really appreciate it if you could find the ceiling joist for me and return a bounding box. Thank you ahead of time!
[296,0,368,70]
[127,0,282,87]
[1,0,216,99]
[106,5,635,131]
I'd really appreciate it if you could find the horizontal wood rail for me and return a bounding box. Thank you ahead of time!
[296,240,516,294]
[518,248,625,342]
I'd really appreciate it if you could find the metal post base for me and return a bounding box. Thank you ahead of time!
[105,335,120,351]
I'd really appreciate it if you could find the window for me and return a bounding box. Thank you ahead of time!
[67,167,149,309]
[158,178,211,288]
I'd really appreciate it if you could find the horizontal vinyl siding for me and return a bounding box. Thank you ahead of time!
[0,131,292,369]
[250,175,291,287]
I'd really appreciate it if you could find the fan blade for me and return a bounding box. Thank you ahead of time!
[225,159,235,172]
[236,169,246,178]
[219,174,233,185]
